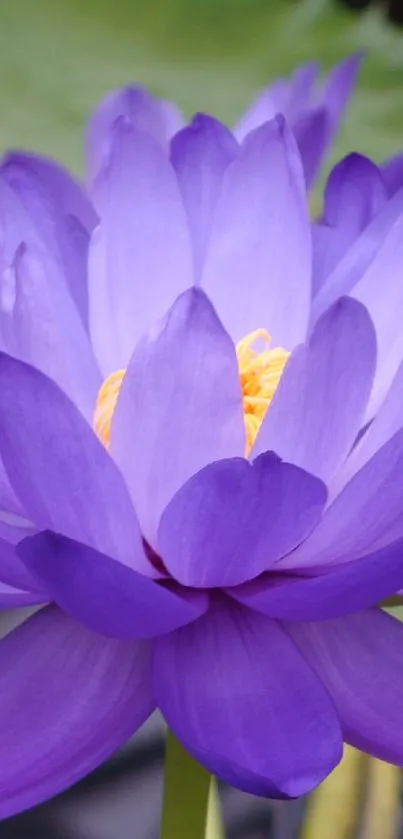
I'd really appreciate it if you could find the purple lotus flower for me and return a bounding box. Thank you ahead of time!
[0,84,403,821]
[87,54,361,188]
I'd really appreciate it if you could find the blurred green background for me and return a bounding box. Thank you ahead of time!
[1,0,403,190]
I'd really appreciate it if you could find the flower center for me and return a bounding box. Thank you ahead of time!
[237,330,290,454]
[93,330,289,454]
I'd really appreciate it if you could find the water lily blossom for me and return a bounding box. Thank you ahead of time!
[0,84,403,821]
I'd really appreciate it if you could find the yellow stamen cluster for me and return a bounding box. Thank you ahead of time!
[94,368,125,448]
[236,329,290,455]
[93,329,289,455]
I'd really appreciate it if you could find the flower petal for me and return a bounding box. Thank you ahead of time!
[1,151,96,233]
[88,119,193,375]
[4,242,101,422]
[233,62,319,142]
[286,61,319,114]
[350,236,403,417]
[0,457,23,516]
[330,357,403,498]
[311,223,352,299]
[18,531,208,638]
[0,605,154,819]
[0,580,42,606]
[287,609,403,765]
[0,173,100,420]
[201,116,311,348]
[233,81,289,142]
[0,536,43,594]
[1,151,96,327]
[311,155,387,297]
[312,186,403,324]
[382,153,403,198]
[277,422,403,570]
[0,511,35,544]
[158,453,326,587]
[170,114,238,280]
[323,153,386,232]
[232,536,403,621]
[86,85,183,182]
[312,190,403,415]
[0,354,151,574]
[153,599,342,797]
[111,288,244,545]
[252,297,377,483]
[293,107,329,188]
[318,54,362,151]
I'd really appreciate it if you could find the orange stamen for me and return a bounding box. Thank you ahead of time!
[236,329,290,455]
[93,368,125,448]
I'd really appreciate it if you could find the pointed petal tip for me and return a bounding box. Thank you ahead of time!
[331,51,365,80]
[319,294,376,337]
[160,286,225,337]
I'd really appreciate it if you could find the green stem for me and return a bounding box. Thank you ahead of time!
[206,778,225,839]
[160,729,225,839]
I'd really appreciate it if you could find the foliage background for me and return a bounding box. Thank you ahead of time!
[1,0,402,191]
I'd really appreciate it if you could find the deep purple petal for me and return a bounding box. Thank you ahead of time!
[293,107,329,188]
[86,85,183,182]
[253,297,376,483]
[0,355,152,575]
[382,154,403,198]
[323,153,386,232]
[153,599,342,797]
[232,536,403,621]
[111,288,244,545]
[158,453,326,587]
[201,116,311,349]
[0,605,154,819]
[18,532,208,638]
[170,114,238,280]
[88,119,193,375]
[279,423,403,570]
[287,609,403,764]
